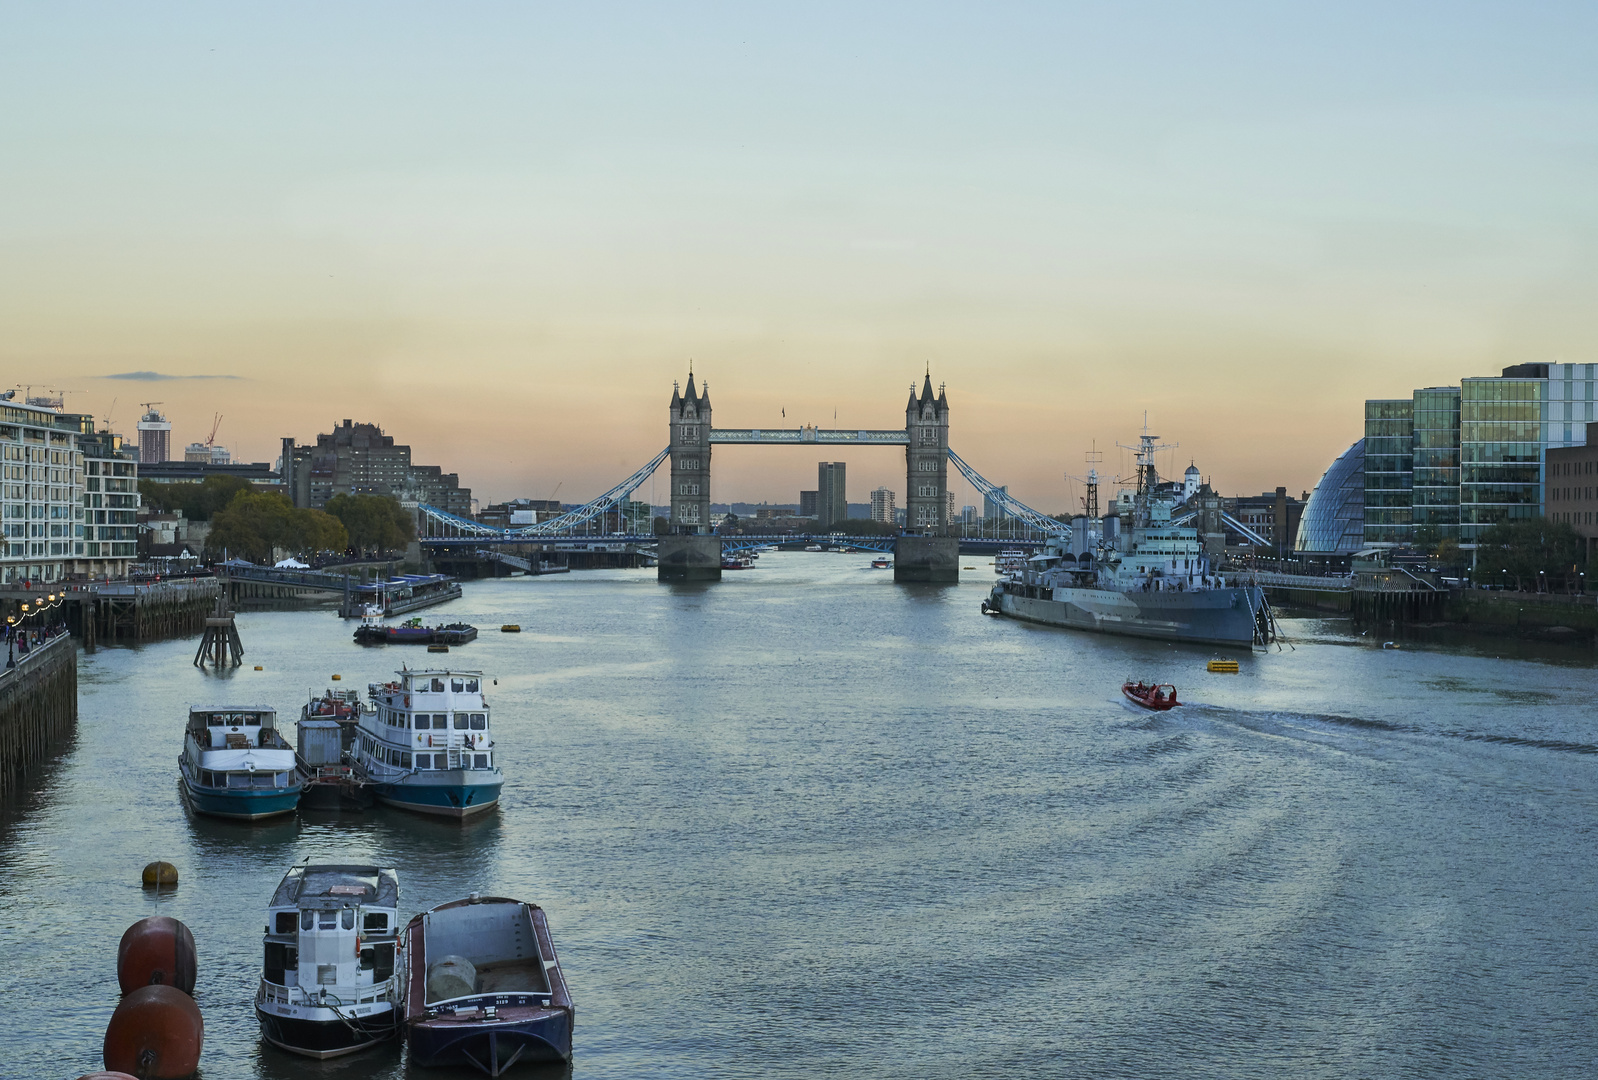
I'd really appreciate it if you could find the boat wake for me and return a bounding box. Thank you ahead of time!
[1194,705,1598,757]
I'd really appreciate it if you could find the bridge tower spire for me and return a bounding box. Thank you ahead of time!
[904,371,950,534]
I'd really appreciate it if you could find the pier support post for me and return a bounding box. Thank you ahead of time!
[893,536,959,584]
[657,535,722,582]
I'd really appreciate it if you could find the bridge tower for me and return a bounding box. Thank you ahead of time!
[668,372,712,533]
[660,371,722,580]
[896,372,958,582]
[904,373,949,533]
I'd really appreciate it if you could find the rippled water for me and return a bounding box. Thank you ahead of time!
[3,553,1597,1078]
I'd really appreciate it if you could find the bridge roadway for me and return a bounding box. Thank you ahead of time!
[422,533,1044,557]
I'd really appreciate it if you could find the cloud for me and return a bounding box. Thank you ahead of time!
[100,371,243,381]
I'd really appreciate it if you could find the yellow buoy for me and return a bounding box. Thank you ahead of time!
[331,674,341,681]
[253,665,263,671]
[500,624,521,633]
[142,861,179,887]
[1207,659,1240,673]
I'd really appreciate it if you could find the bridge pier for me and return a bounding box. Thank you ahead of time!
[658,535,722,582]
[893,536,959,583]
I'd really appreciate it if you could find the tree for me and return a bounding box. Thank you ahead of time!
[324,493,414,554]
[1474,517,1585,591]
[206,490,348,562]
[139,474,254,520]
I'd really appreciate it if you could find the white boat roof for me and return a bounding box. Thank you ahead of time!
[190,705,276,715]
[395,668,484,679]
[269,864,399,909]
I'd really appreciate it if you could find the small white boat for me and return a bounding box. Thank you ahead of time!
[255,864,402,1058]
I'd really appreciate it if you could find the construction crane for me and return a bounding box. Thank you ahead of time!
[206,413,223,449]
[102,397,118,432]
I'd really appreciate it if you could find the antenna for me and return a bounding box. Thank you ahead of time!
[1065,442,1105,519]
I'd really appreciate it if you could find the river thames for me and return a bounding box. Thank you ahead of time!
[3,553,1597,1078]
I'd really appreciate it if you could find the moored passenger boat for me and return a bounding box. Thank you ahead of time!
[402,894,574,1073]
[354,668,504,818]
[255,864,402,1058]
[178,706,301,819]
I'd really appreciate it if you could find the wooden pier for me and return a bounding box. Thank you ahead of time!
[0,631,77,803]
[53,578,220,648]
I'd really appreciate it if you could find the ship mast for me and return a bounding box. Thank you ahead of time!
[1119,415,1177,528]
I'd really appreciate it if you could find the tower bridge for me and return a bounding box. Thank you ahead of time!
[416,370,1068,582]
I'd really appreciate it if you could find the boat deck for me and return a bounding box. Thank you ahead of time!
[475,958,550,996]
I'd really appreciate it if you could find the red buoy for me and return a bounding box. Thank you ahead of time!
[116,917,197,995]
[102,984,204,1078]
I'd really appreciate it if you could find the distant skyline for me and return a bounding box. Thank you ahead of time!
[5,3,1596,508]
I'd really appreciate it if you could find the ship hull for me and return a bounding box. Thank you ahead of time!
[180,774,301,820]
[256,1003,398,1058]
[989,584,1266,648]
[370,775,502,818]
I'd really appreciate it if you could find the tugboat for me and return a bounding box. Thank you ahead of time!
[354,668,504,817]
[255,863,402,1058]
[1122,681,1180,710]
[402,893,575,1073]
[178,707,301,819]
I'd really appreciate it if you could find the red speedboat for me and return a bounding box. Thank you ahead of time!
[1122,681,1180,710]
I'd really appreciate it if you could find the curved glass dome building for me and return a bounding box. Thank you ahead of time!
[1295,439,1366,554]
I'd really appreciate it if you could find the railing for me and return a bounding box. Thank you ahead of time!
[1,626,73,683]
[94,578,221,601]
[709,428,909,444]
[1254,571,1353,591]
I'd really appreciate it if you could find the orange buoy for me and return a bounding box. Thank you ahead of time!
[102,984,203,1078]
[117,917,197,995]
[142,861,178,887]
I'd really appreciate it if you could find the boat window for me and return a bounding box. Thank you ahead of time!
[400,752,412,768]
[245,715,261,726]
[374,942,395,981]
[364,912,386,932]
[276,912,297,934]
[434,714,448,727]
[470,714,486,730]
[452,679,464,692]
[265,942,292,984]
[342,908,355,930]
[431,678,445,692]
[360,946,375,971]
[228,772,251,788]
[200,770,213,787]
[301,910,314,931]
[474,753,488,770]
[395,713,408,729]
[466,679,479,692]
[454,714,468,729]
[206,714,222,726]
[321,910,339,929]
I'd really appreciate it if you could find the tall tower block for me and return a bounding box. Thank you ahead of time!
[904,373,950,534]
[669,373,712,534]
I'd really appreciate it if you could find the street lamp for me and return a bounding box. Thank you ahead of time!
[4,614,13,669]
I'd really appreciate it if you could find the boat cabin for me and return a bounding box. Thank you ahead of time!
[184,707,296,791]
[362,668,494,774]
[261,865,400,1002]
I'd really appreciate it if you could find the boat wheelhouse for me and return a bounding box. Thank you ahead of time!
[403,895,574,1073]
[179,706,300,820]
[355,668,504,818]
[255,864,402,1058]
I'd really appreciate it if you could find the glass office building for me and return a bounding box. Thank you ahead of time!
[1363,400,1413,544]
[1411,387,1461,539]
[1357,363,1598,546]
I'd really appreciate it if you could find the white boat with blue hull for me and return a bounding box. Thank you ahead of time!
[355,668,503,818]
[179,706,301,820]
[255,864,402,1058]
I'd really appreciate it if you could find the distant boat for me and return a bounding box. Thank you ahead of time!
[1122,681,1180,711]
[402,894,574,1072]
[871,557,891,569]
[179,706,301,820]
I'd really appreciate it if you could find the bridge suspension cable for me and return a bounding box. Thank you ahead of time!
[418,447,670,540]
[946,449,1069,538]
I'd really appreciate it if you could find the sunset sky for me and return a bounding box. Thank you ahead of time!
[4,3,1595,511]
